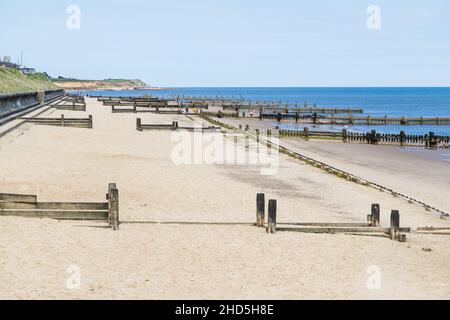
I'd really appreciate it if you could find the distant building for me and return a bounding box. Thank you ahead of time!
[19,67,36,75]
[0,61,19,68]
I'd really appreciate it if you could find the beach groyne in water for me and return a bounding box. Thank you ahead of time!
[0,89,65,123]
[261,113,450,125]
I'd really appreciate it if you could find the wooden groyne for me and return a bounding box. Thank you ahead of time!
[20,114,93,129]
[261,113,450,125]
[0,183,119,230]
[260,107,364,114]
[258,197,408,241]
[49,95,86,111]
[136,119,220,132]
[277,128,449,148]
[101,98,208,110]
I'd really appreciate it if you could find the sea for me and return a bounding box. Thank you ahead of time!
[75,87,450,136]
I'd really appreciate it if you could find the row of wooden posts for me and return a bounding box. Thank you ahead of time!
[262,112,450,126]
[238,126,449,149]
[0,183,422,240]
[165,95,363,114]
[256,194,408,241]
[20,114,93,129]
[136,118,220,132]
[48,95,87,111]
[100,97,209,110]
[90,95,450,127]
[111,105,197,115]
[0,183,119,230]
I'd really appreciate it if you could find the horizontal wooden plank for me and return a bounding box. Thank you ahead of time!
[141,125,174,130]
[0,202,108,210]
[277,227,411,233]
[277,222,372,227]
[22,119,90,122]
[0,210,108,220]
[29,124,91,128]
[177,127,221,132]
[0,193,37,203]
[37,202,108,210]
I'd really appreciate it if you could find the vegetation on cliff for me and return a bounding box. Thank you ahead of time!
[0,66,58,94]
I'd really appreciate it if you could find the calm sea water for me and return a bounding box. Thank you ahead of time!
[77,87,450,136]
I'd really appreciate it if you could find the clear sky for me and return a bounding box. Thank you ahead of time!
[1,0,449,87]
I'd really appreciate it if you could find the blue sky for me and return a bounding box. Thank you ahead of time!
[1,0,449,86]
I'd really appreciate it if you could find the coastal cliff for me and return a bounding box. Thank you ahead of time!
[52,78,147,90]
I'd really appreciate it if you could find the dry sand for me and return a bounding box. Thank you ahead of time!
[0,98,449,299]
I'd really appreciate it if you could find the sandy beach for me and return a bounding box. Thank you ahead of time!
[1,98,450,299]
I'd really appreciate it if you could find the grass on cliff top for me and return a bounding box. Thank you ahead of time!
[0,66,58,94]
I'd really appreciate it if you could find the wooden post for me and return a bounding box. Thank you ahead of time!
[172,121,178,130]
[106,183,117,225]
[61,114,65,127]
[136,118,142,131]
[133,101,137,113]
[390,210,400,241]
[89,115,93,129]
[369,204,380,227]
[303,127,309,141]
[266,199,277,234]
[400,131,405,146]
[342,129,347,142]
[256,193,265,227]
[110,188,119,230]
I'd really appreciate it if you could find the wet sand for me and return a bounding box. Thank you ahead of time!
[222,117,450,214]
[0,98,449,299]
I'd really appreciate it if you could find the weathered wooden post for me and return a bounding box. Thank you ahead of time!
[89,115,93,129]
[110,188,119,230]
[256,193,265,227]
[136,118,142,131]
[266,199,277,234]
[61,114,65,127]
[172,121,179,130]
[245,124,249,131]
[370,130,376,144]
[400,131,405,146]
[106,183,116,225]
[368,204,380,227]
[390,210,400,241]
[133,101,137,113]
[303,127,309,141]
[342,129,347,142]
[429,131,436,148]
